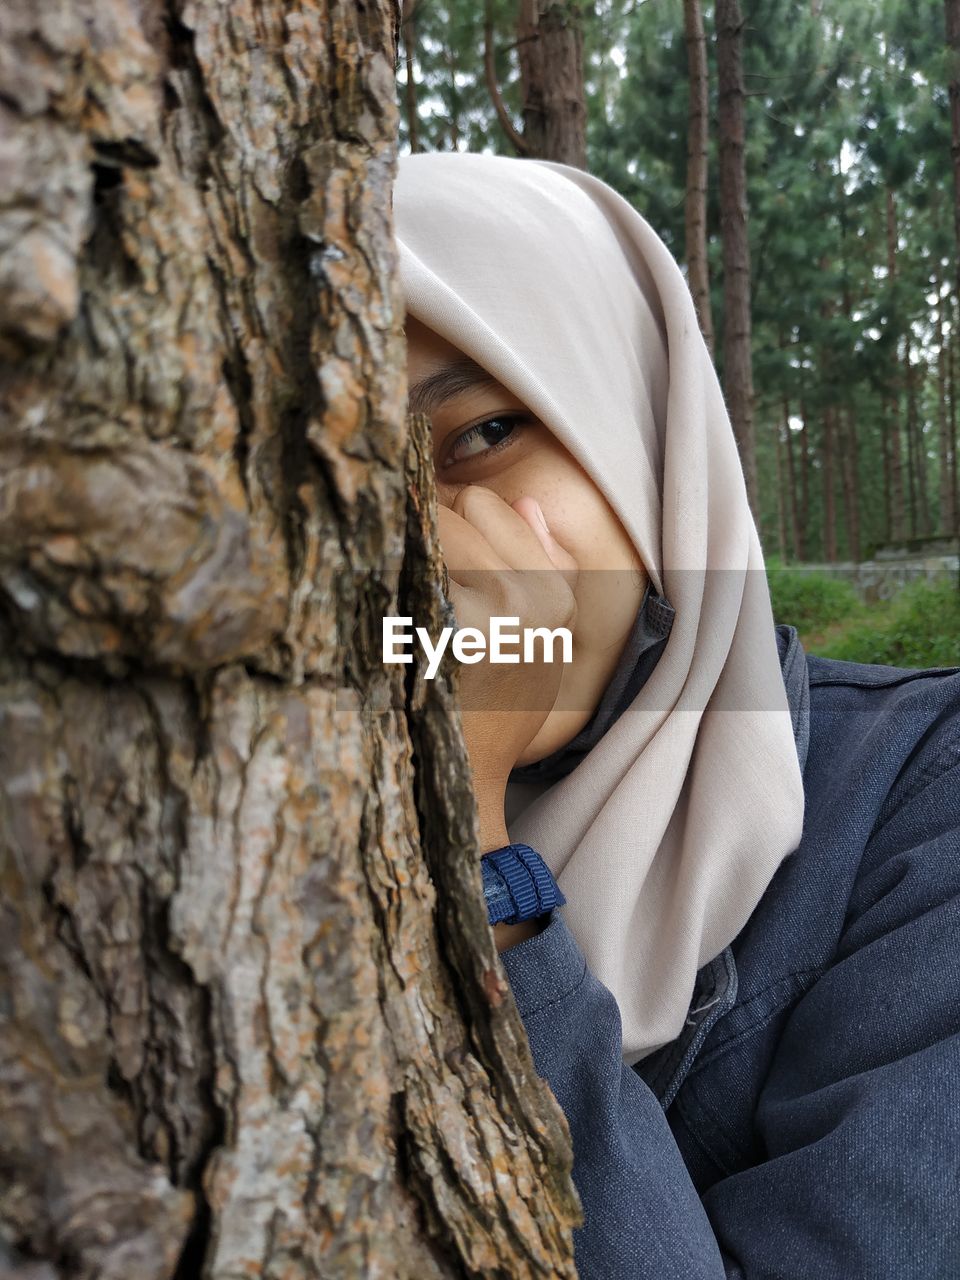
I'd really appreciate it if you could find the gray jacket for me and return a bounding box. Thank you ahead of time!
[500,625,960,1279]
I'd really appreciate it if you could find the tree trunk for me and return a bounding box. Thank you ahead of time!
[442,38,462,150]
[885,404,896,545]
[946,0,960,303]
[684,0,715,355]
[822,404,838,563]
[937,280,956,534]
[486,0,532,157]
[799,395,813,560]
[839,409,861,563]
[784,397,803,561]
[715,0,758,516]
[904,345,933,538]
[517,0,547,157]
[775,419,788,562]
[885,395,906,543]
[402,0,421,154]
[905,351,918,539]
[885,188,906,542]
[0,3,581,1277]
[836,195,860,562]
[914,360,933,537]
[514,2,587,168]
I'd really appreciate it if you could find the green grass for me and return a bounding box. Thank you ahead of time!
[766,565,863,636]
[766,568,960,670]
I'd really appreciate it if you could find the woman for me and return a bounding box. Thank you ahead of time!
[394,151,960,1279]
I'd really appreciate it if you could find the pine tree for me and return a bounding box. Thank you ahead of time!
[684,0,715,353]
[716,0,759,515]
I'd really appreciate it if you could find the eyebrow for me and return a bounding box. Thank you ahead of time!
[407,357,500,417]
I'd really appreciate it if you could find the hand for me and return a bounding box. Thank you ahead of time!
[437,486,578,846]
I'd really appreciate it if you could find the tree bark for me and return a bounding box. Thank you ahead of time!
[684,0,715,355]
[937,279,956,534]
[516,0,547,157]
[839,409,861,563]
[906,349,933,537]
[0,2,581,1276]
[836,193,859,562]
[715,0,758,516]
[775,418,788,562]
[822,404,838,563]
[882,407,892,543]
[540,4,587,168]
[778,329,802,562]
[783,398,803,561]
[514,2,587,168]
[905,347,918,538]
[946,0,960,304]
[799,395,813,559]
[817,266,838,563]
[885,187,906,542]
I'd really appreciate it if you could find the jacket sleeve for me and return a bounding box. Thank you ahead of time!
[499,745,960,1279]
[499,914,728,1280]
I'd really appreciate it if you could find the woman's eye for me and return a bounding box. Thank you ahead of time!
[443,415,528,467]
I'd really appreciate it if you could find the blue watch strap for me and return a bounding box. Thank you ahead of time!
[481,843,566,925]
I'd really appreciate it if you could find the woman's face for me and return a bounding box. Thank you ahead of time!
[405,316,648,764]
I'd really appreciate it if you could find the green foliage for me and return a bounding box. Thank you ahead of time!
[587,0,957,562]
[813,577,960,668]
[398,1,623,157]
[766,565,864,634]
[398,0,959,566]
[765,564,960,669]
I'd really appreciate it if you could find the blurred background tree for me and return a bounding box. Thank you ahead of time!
[398,0,960,664]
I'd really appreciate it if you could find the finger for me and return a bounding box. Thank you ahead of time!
[509,496,579,592]
[444,576,493,634]
[437,504,510,575]
[451,486,558,574]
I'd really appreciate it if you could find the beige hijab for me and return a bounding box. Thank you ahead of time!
[394,152,804,1066]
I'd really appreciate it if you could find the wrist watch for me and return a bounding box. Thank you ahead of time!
[480,843,566,925]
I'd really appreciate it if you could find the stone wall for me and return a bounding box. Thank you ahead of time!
[795,541,960,603]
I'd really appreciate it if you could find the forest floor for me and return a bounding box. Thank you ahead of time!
[768,571,960,669]
[799,619,856,655]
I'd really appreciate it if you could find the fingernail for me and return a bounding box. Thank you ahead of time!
[534,502,550,534]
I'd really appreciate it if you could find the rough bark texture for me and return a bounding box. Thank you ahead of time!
[513,2,586,169]
[715,0,757,517]
[683,0,714,355]
[0,2,581,1277]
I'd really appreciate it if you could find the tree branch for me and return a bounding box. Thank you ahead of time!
[483,0,531,156]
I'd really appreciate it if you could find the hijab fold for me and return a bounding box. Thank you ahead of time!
[394,153,805,1065]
